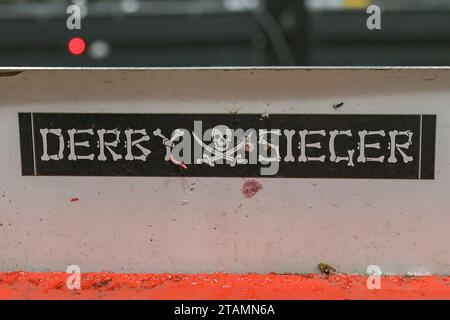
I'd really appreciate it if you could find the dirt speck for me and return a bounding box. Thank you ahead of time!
[332,102,344,110]
[244,137,254,153]
[70,198,80,202]
[260,111,270,119]
[242,180,262,198]
[402,274,419,280]
[318,263,337,275]
[92,278,112,288]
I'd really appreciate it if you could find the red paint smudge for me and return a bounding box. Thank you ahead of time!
[0,272,449,300]
[70,198,79,202]
[242,180,262,198]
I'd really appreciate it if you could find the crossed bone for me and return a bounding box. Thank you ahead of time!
[153,128,185,161]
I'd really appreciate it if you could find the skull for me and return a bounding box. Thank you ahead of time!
[212,125,232,152]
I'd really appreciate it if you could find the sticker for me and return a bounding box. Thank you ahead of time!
[18,113,436,179]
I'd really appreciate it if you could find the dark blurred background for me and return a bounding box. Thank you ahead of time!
[0,0,449,67]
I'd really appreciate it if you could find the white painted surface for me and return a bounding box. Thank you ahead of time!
[0,69,449,274]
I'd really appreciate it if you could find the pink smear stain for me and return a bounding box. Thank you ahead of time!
[70,198,79,203]
[242,180,262,198]
[169,154,188,170]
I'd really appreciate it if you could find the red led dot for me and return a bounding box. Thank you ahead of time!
[68,37,86,55]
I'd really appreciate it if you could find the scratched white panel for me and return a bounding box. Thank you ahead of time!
[0,69,449,274]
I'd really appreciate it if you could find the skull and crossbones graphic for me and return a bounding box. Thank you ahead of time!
[212,125,232,152]
[193,125,249,167]
[153,125,250,167]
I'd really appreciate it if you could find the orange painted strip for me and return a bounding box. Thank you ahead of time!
[0,272,449,300]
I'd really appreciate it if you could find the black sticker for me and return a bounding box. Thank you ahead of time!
[18,113,436,179]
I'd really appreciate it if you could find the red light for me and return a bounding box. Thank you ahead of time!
[68,37,86,55]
